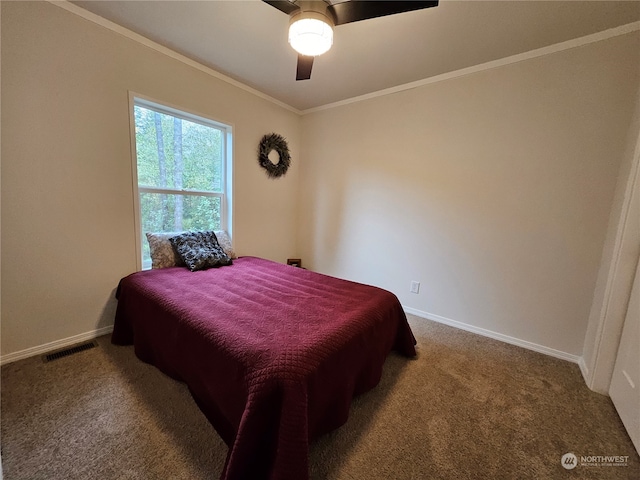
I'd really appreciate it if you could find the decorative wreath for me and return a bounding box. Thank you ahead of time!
[258,133,291,178]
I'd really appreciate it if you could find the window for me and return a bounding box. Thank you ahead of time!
[130,96,232,269]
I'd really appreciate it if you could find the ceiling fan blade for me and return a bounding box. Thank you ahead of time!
[328,1,438,26]
[296,55,314,81]
[263,0,299,15]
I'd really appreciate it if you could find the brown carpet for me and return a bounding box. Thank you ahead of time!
[1,315,638,480]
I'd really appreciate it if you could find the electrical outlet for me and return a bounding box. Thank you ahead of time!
[410,281,420,294]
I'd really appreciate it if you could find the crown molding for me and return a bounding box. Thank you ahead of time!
[49,1,303,115]
[302,21,640,115]
[48,2,639,117]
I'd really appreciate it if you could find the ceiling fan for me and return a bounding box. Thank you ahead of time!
[264,1,439,80]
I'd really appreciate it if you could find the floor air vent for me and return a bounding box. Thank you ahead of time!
[43,341,98,363]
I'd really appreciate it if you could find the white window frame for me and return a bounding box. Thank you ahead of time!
[128,92,234,270]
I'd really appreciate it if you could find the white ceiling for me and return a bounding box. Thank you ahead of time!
[72,1,640,111]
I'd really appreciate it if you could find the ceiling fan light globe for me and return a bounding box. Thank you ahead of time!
[288,18,333,56]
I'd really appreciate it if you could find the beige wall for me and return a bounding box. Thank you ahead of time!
[1,2,300,356]
[298,32,640,357]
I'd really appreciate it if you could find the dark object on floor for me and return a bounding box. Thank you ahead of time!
[287,258,302,268]
[42,341,98,363]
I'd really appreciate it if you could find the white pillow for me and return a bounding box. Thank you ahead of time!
[213,230,237,259]
[146,232,186,269]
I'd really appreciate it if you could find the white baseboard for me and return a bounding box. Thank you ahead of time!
[0,325,114,366]
[577,356,609,395]
[3,309,582,367]
[578,356,590,384]
[403,306,581,364]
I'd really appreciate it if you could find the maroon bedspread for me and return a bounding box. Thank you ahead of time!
[112,256,416,480]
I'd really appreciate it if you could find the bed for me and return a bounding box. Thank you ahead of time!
[112,256,416,480]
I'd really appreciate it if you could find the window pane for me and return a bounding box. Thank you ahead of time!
[134,105,223,192]
[140,192,221,266]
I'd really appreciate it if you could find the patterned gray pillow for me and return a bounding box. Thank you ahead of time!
[169,231,232,272]
[146,232,186,269]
